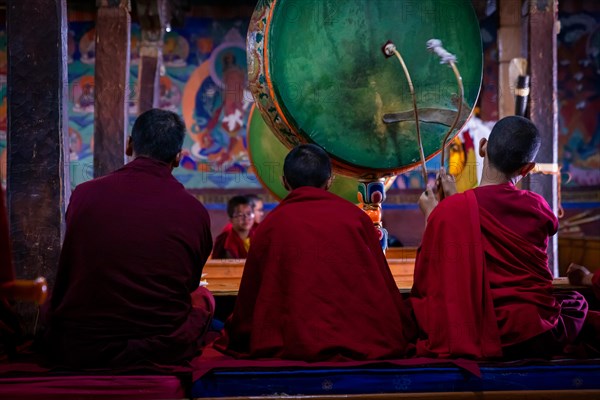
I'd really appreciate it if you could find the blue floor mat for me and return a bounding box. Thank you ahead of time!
[192,360,600,397]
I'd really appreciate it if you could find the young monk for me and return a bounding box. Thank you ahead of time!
[245,194,265,225]
[44,109,214,368]
[413,116,592,359]
[215,144,415,360]
[212,196,254,259]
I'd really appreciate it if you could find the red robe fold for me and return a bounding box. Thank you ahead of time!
[212,228,249,259]
[412,184,587,359]
[215,186,415,361]
[45,157,214,368]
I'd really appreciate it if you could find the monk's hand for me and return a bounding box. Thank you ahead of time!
[418,188,438,219]
[436,168,457,201]
[567,263,593,287]
[200,273,208,287]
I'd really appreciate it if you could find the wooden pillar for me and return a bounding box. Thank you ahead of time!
[94,0,131,178]
[137,0,168,114]
[497,0,522,119]
[6,0,70,325]
[528,0,559,276]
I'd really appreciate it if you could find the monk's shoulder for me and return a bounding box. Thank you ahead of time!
[428,193,469,221]
[176,189,210,218]
[436,192,468,210]
[521,189,550,208]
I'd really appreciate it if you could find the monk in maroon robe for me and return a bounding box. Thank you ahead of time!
[212,196,254,259]
[413,116,593,359]
[45,109,214,368]
[215,144,415,361]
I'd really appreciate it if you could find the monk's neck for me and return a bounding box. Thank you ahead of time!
[234,229,250,240]
[479,166,518,187]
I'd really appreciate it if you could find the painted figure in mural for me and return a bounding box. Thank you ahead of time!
[159,76,181,112]
[215,144,416,360]
[163,32,189,68]
[557,12,600,187]
[413,116,599,359]
[212,195,254,259]
[79,28,95,64]
[69,127,83,161]
[43,109,215,369]
[216,52,246,165]
[75,76,95,113]
[193,50,247,167]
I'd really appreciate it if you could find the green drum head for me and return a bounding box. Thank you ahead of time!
[248,106,361,203]
[255,0,482,174]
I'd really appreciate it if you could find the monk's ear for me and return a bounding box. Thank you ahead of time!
[125,136,134,157]
[281,176,291,192]
[478,138,487,158]
[323,175,334,191]
[171,151,182,169]
[520,162,536,177]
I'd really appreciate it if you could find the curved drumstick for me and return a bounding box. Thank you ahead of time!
[426,39,464,171]
[382,41,427,185]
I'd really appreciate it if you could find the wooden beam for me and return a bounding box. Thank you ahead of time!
[136,0,167,114]
[93,0,131,177]
[6,0,70,328]
[528,0,559,276]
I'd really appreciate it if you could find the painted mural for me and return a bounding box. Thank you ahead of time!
[65,18,258,189]
[558,4,600,187]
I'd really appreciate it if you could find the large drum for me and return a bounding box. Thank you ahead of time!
[248,0,482,179]
[248,105,395,203]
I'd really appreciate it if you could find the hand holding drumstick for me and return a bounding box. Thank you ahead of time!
[418,168,458,221]
[436,167,457,201]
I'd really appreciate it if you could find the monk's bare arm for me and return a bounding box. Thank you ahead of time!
[418,188,438,223]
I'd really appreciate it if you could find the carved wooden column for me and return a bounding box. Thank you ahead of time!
[137,0,168,114]
[6,0,70,326]
[528,0,559,276]
[498,0,522,118]
[94,0,131,177]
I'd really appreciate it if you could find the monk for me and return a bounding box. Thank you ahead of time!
[44,109,214,368]
[245,194,265,225]
[567,263,600,300]
[413,116,591,359]
[215,144,415,361]
[212,196,254,259]
[214,194,262,249]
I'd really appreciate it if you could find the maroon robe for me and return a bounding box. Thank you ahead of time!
[593,270,600,300]
[215,186,415,361]
[45,157,214,368]
[212,228,249,259]
[412,183,588,359]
